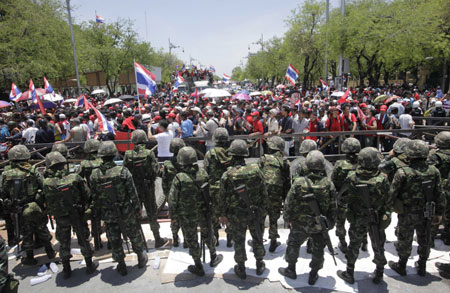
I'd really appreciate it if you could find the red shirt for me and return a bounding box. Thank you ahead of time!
[326,115,342,132]
[307,119,320,141]
[252,119,264,134]
[340,113,356,131]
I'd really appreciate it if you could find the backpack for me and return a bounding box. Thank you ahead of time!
[124,147,158,181]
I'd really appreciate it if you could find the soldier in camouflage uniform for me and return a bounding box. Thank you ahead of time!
[90,141,148,276]
[52,144,76,172]
[389,140,445,276]
[220,139,268,279]
[161,138,186,247]
[168,147,223,276]
[379,137,410,183]
[123,130,168,248]
[0,145,55,265]
[332,137,361,254]
[258,136,290,252]
[292,139,317,179]
[427,131,450,245]
[203,128,233,247]
[279,151,336,285]
[42,152,99,278]
[0,235,19,293]
[337,147,391,284]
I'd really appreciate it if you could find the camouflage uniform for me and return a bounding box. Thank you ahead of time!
[0,235,19,293]
[90,141,147,276]
[43,151,98,278]
[123,130,166,247]
[204,128,232,246]
[168,147,223,276]
[52,143,76,173]
[258,136,290,252]
[220,139,268,279]
[279,151,336,285]
[337,147,391,284]
[0,145,54,265]
[389,140,445,276]
[378,138,410,183]
[292,139,317,179]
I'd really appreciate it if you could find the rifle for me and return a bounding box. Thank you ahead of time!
[422,180,435,256]
[12,179,23,259]
[234,185,263,243]
[0,147,48,167]
[100,181,131,254]
[138,222,148,252]
[304,193,337,265]
[91,214,101,251]
[357,184,381,252]
[200,182,213,263]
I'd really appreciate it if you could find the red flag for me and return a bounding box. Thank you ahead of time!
[337,88,350,104]
[194,88,199,104]
[29,79,46,114]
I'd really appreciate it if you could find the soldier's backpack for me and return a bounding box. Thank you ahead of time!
[124,148,158,181]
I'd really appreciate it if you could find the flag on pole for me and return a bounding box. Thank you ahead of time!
[285,64,299,86]
[89,103,115,135]
[75,94,89,110]
[9,83,22,101]
[43,76,54,94]
[173,71,185,92]
[319,78,329,92]
[222,74,230,82]
[96,15,105,24]
[134,61,157,97]
[181,64,186,70]
[30,79,46,114]
[194,88,199,104]
[209,65,215,73]
[337,88,350,104]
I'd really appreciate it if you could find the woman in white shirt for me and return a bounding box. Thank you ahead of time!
[148,119,174,162]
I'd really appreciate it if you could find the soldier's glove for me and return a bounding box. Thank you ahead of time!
[85,208,92,219]
[432,216,442,225]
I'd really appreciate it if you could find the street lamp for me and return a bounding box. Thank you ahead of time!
[252,34,264,82]
[66,0,81,95]
[168,38,184,55]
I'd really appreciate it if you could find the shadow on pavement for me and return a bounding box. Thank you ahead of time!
[390,272,442,286]
[222,267,264,289]
[55,268,100,288]
[99,264,147,286]
[173,274,214,288]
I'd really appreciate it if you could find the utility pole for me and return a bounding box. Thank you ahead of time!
[337,0,345,90]
[253,34,264,83]
[189,55,196,66]
[66,0,81,95]
[324,0,329,82]
[168,38,179,55]
[145,11,148,41]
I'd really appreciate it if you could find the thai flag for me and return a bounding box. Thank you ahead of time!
[320,78,329,92]
[285,64,299,86]
[181,64,185,70]
[90,103,115,135]
[30,79,46,114]
[134,61,157,97]
[210,66,215,73]
[44,76,54,94]
[173,71,185,92]
[76,94,89,110]
[222,74,230,82]
[9,83,22,101]
[337,88,351,104]
[96,15,105,24]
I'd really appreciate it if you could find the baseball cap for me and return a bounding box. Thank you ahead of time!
[59,114,66,119]
[380,105,387,111]
[251,111,259,117]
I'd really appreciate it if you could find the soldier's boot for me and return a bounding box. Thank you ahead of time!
[308,269,319,285]
[226,234,233,248]
[188,259,205,276]
[107,240,112,250]
[45,244,56,260]
[306,238,312,254]
[278,263,297,279]
[338,238,348,254]
[256,260,266,275]
[154,236,169,249]
[21,251,37,266]
[62,260,72,279]
[372,267,384,284]
[337,267,355,284]
[388,260,407,276]
[234,262,246,279]
[215,230,220,247]
[436,262,450,273]
[361,240,368,252]
[137,251,148,268]
[85,257,99,274]
[415,260,426,276]
[183,241,188,249]
[210,253,223,267]
[269,239,281,253]
[116,260,128,276]
[173,234,179,247]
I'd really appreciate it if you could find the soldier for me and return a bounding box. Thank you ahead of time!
[279,151,336,285]
[292,139,317,179]
[389,140,445,276]
[220,139,268,279]
[52,143,76,172]
[123,130,168,248]
[0,235,19,293]
[203,128,232,247]
[42,152,99,278]
[0,145,55,265]
[258,136,290,252]
[162,138,186,247]
[427,131,450,245]
[90,141,148,276]
[331,137,361,254]
[379,137,410,183]
[337,147,391,284]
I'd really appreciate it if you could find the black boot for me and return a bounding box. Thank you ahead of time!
[436,262,450,273]
[215,230,219,247]
[86,257,99,274]
[116,260,128,276]
[62,260,72,279]
[226,234,233,248]
[306,238,312,254]
[154,236,168,248]
[338,239,347,254]
[173,234,179,247]
[21,251,37,266]
[107,241,112,250]
[278,263,297,279]
[269,239,281,253]
[210,253,223,267]
[45,244,56,260]
[188,259,205,276]
[256,260,266,275]
[137,251,148,268]
[388,260,407,276]
[372,268,383,284]
[337,267,355,284]
[361,241,368,252]
[308,269,319,285]
[234,262,246,279]
[415,261,426,276]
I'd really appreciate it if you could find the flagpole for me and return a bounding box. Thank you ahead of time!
[134,59,142,115]
[66,0,81,96]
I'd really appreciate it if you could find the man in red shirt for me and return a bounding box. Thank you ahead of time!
[250,111,264,156]
[307,111,322,142]
[325,107,342,153]
[340,104,357,131]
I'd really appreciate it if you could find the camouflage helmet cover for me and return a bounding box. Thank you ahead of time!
[300,139,317,154]
[435,131,450,149]
[98,141,118,157]
[393,137,411,154]
[52,143,68,155]
[227,139,249,156]
[177,146,198,166]
[131,129,148,144]
[170,138,185,154]
[267,136,285,152]
[305,150,325,171]
[8,145,30,161]
[341,137,361,154]
[406,139,429,159]
[84,139,100,153]
[45,151,67,168]
[358,147,383,169]
[213,127,229,143]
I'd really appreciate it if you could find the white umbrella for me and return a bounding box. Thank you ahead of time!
[63,98,77,104]
[91,89,106,95]
[330,91,345,97]
[250,91,261,96]
[200,88,216,95]
[204,89,231,98]
[43,93,63,102]
[103,98,123,106]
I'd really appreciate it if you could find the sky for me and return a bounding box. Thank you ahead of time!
[71,0,339,76]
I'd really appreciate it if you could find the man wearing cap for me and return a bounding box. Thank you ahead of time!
[57,114,70,141]
[376,105,394,151]
[58,118,87,143]
[205,111,220,152]
[179,111,193,139]
[278,105,293,155]
[167,113,180,137]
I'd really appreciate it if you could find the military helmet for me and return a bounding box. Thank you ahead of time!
[341,137,361,154]
[305,150,325,171]
[98,141,118,157]
[8,145,30,161]
[131,129,148,144]
[358,147,382,169]
[213,127,229,143]
[177,146,197,166]
[406,139,429,159]
[393,138,410,154]
[52,143,68,156]
[227,139,249,157]
[267,136,285,152]
[435,131,450,149]
[170,138,185,154]
[299,139,317,155]
[84,139,100,154]
[45,151,67,168]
